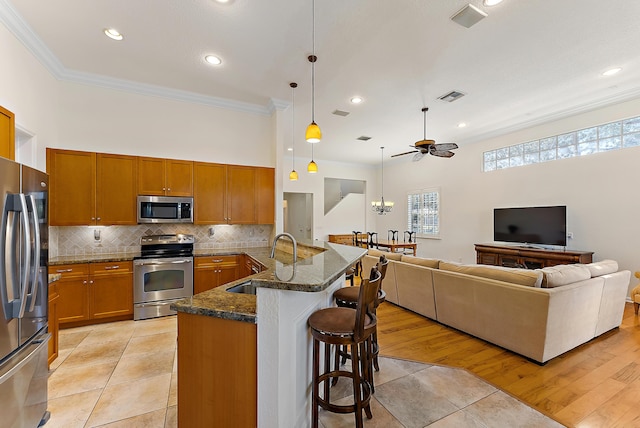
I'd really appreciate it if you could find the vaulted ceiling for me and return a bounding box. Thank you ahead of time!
[5,0,640,165]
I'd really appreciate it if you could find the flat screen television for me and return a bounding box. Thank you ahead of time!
[493,206,567,247]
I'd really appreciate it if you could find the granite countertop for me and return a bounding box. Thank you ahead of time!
[49,252,141,265]
[173,241,367,323]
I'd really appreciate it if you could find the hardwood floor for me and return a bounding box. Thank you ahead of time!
[376,300,640,428]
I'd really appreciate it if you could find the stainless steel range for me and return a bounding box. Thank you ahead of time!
[133,234,194,320]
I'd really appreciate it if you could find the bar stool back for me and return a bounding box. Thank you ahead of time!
[308,266,381,428]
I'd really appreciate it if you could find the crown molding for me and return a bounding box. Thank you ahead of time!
[268,98,291,114]
[0,0,270,116]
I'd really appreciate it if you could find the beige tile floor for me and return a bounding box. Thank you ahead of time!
[47,315,563,427]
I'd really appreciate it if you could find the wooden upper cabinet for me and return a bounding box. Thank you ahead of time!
[194,162,227,224]
[166,159,193,196]
[255,167,275,225]
[0,106,15,160]
[47,148,137,226]
[227,165,256,224]
[47,149,96,226]
[138,157,193,196]
[96,153,138,225]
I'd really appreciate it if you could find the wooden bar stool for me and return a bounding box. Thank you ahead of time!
[308,267,381,428]
[333,256,389,379]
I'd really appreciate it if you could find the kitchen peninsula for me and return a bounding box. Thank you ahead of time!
[171,240,367,428]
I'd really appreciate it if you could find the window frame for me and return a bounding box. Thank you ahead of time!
[407,187,441,239]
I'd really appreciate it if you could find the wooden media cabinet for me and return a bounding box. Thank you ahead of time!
[475,243,593,269]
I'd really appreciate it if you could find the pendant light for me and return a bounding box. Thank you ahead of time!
[371,147,393,214]
[289,82,299,181]
[305,0,322,143]
[307,143,318,173]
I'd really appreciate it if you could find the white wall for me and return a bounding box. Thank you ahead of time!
[281,158,377,241]
[381,98,640,292]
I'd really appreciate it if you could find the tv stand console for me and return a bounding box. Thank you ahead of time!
[475,243,593,269]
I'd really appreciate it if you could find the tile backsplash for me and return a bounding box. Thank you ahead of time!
[49,224,274,258]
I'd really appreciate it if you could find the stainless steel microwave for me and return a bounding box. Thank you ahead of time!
[137,195,193,223]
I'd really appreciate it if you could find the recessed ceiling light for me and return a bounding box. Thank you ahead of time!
[287,147,293,151]
[483,0,503,6]
[216,0,230,3]
[205,55,222,66]
[602,67,622,76]
[350,96,363,104]
[104,28,123,41]
[458,123,467,128]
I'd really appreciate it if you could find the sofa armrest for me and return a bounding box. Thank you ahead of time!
[394,261,436,319]
[594,270,630,336]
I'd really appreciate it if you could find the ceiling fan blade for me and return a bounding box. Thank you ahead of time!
[391,150,418,158]
[430,150,456,158]
[412,152,426,162]
[433,143,458,151]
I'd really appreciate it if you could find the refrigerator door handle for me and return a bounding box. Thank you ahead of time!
[0,194,13,320]
[12,194,31,319]
[25,195,40,312]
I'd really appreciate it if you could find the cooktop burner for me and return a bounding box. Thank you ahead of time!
[137,234,194,259]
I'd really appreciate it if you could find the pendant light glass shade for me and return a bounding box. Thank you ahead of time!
[307,160,318,173]
[305,121,321,143]
[289,82,298,181]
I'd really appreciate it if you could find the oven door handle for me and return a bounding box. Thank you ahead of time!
[135,260,192,266]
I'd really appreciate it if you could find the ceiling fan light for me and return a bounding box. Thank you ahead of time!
[306,122,322,143]
[307,160,318,173]
[289,169,299,181]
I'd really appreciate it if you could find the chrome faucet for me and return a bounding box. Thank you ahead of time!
[270,232,297,262]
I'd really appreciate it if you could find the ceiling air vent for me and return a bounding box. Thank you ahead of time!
[438,90,466,103]
[332,109,350,117]
[450,4,487,28]
[357,136,372,141]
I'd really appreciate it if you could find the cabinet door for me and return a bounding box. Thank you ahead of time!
[89,262,133,319]
[194,162,227,224]
[96,153,138,225]
[50,264,90,324]
[255,167,275,224]
[227,166,256,224]
[218,264,240,286]
[47,283,59,366]
[166,159,193,196]
[0,106,15,160]
[138,157,166,195]
[194,266,217,294]
[47,149,96,226]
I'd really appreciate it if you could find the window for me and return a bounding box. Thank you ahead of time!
[407,188,440,238]
[483,115,640,172]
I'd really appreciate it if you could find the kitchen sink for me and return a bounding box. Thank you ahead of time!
[226,281,256,295]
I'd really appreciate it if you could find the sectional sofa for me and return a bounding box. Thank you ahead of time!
[362,249,630,363]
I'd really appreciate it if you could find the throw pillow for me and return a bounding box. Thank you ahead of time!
[540,264,591,288]
[584,260,618,277]
[439,261,543,287]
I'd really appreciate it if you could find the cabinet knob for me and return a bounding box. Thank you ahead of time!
[91,217,95,221]
[83,280,87,284]
[89,280,94,284]
[167,188,171,191]
[163,187,166,191]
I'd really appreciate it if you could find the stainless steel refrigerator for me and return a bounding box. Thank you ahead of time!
[0,157,49,428]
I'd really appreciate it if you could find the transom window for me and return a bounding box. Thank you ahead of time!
[407,188,440,238]
[483,115,640,172]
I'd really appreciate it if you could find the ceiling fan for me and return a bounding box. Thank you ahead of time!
[391,107,459,161]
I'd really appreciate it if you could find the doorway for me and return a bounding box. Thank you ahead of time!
[283,192,313,241]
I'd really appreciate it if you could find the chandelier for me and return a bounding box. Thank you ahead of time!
[371,147,394,214]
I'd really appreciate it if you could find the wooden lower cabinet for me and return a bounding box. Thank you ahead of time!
[47,282,60,367]
[177,312,257,428]
[194,255,241,294]
[49,261,133,327]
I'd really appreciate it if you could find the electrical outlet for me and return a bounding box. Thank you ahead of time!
[567,232,574,239]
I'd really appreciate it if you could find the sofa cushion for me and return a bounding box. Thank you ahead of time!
[584,260,618,277]
[367,248,403,261]
[540,264,591,288]
[439,261,543,287]
[400,255,440,269]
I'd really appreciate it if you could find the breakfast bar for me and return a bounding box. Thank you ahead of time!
[171,240,367,428]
